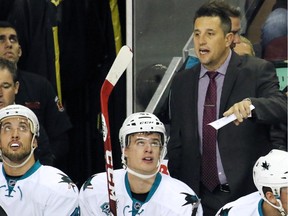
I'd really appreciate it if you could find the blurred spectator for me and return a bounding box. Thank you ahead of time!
[261,0,287,60]
[234,35,255,56]
[136,64,167,111]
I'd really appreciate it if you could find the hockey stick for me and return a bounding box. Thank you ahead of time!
[100,45,133,216]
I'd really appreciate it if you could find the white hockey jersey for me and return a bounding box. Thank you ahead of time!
[216,192,264,216]
[0,161,79,216]
[79,169,203,216]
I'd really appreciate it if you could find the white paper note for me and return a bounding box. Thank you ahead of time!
[209,105,255,130]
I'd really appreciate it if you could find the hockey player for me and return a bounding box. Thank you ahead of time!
[0,104,79,215]
[0,21,72,168]
[79,112,203,215]
[216,149,288,216]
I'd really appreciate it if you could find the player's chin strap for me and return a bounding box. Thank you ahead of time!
[0,134,37,168]
[122,146,167,180]
[125,164,161,179]
[275,200,286,216]
[122,153,161,179]
[266,198,286,216]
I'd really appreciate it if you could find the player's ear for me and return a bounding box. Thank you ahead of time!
[264,191,278,205]
[32,138,38,149]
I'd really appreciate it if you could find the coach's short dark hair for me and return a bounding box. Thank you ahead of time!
[194,2,232,35]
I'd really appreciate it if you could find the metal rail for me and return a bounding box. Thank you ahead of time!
[145,57,182,114]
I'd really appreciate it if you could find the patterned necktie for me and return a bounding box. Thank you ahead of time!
[201,71,220,192]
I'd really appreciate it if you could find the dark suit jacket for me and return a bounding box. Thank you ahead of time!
[167,51,287,201]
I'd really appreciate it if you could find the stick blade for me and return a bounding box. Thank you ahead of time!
[105,45,133,86]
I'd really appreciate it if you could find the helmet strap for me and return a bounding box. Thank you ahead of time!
[121,145,167,180]
[126,166,160,179]
[264,197,286,216]
[122,153,161,180]
[1,134,37,168]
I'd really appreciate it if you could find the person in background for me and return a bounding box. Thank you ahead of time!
[0,58,19,109]
[216,149,288,216]
[79,112,203,215]
[0,104,79,215]
[233,35,255,56]
[0,58,61,177]
[0,21,72,171]
[136,63,167,112]
[0,57,54,164]
[261,0,287,52]
[136,63,170,123]
[261,0,287,61]
[167,2,287,215]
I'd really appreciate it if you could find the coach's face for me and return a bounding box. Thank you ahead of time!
[193,16,233,71]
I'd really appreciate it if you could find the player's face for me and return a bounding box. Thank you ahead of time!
[0,68,19,109]
[0,117,35,163]
[125,132,162,175]
[280,187,288,213]
[0,27,22,64]
[193,16,233,71]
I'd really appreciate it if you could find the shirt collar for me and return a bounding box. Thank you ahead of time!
[200,49,232,77]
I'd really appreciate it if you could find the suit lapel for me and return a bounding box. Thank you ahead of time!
[219,52,242,116]
[178,65,200,128]
[191,65,201,117]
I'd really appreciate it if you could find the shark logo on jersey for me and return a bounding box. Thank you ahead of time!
[82,174,97,191]
[58,173,77,192]
[100,202,110,216]
[218,207,232,216]
[261,161,270,170]
[181,192,200,207]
